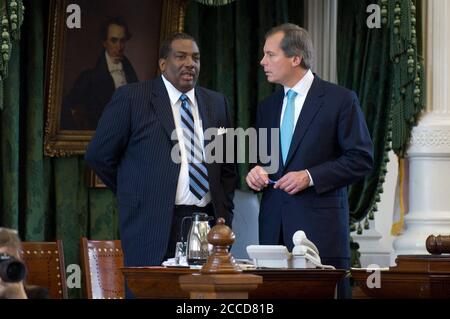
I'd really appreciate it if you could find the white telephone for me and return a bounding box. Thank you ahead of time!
[246,230,335,269]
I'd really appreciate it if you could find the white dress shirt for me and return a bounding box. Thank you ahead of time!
[105,51,127,89]
[161,75,211,206]
[279,69,315,185]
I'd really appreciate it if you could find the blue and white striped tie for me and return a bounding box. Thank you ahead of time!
[179,94,209,200]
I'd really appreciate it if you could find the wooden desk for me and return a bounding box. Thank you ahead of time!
[351,255,450,298]
[122,267,347,299]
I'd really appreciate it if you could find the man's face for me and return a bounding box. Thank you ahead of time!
[159,39,200,93]
[260,31,300,87]
[103,24,127,64]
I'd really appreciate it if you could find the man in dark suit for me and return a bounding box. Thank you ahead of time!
[85,33,236,276]
[62,17,138,130]
[246,24,373,298]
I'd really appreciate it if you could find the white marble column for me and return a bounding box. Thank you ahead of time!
[393,0,450,256]
[305,0,337,83]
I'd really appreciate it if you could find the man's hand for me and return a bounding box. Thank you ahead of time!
[0,279,27,299]
[274,170,310,195]
[245,166,269,191]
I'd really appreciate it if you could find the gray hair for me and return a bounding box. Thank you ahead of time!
[266,23,314,70]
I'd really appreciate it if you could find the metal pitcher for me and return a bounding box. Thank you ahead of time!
[181,212,212,265]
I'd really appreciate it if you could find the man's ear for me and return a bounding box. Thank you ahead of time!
[159,58,166,73]
[292,56,302,67]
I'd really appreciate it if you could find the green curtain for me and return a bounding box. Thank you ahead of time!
[0,0,119,298]
[337,0,393,231]
[185,0,304,189]
[0,0,25,110]
[384,0,425,157]
[337,0,425,233]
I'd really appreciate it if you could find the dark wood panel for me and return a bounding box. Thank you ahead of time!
[352,255,450,298]
[122,267,347,299]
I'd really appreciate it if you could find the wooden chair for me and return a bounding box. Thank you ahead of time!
[80,237,125,299]
[21,240,68,299]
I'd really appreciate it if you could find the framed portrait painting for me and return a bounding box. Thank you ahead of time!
[44,0,188,156]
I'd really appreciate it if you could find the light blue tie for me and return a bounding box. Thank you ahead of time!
[179,94,209,200]
[280,89,298,164]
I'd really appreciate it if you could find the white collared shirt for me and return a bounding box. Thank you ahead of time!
[161,75,211,206]
[279,69,315,185]
[279,69,314,129]
[105,51,127,89]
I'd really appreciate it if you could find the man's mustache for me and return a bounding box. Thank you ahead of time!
[181,70,196,77]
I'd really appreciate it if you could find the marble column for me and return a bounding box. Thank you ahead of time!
[393,0,450,256]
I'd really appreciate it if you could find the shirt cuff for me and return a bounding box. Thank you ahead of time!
[305,169,314,186]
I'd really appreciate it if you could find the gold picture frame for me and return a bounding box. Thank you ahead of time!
[86,168,107,188]
[44,0,188,157]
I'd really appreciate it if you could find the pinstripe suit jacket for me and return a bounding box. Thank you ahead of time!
[85,76,236,266]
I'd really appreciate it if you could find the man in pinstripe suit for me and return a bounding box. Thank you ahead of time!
[85,33,237,276]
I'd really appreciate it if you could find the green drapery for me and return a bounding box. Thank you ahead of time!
[337,0,425,233]
[185,0,304,189]
[0,0,25,110]
[0,0,119,298]
[383,0,425,157]
[337,0,393,231]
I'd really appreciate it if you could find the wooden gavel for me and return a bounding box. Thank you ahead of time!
[426,235,450,254]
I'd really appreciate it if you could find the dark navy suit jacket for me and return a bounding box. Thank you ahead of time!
[257,75,373,260]
[85,76,236,266]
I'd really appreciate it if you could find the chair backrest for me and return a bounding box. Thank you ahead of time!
[230,189,260,259]
[21,240,68,299]
[80,237,124,299]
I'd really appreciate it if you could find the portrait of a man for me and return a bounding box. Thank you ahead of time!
[61,17,138,131]
[44,0,184,156]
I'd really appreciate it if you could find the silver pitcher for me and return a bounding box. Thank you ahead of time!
[181,212,212,265]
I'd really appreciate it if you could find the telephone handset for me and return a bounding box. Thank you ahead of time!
[291,230,335,269]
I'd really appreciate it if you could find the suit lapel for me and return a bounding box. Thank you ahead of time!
[272,90,285,173]
[152,77,177,145]
[195,87,215,146]
[194,87,216,181]
[284,76,324,166]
